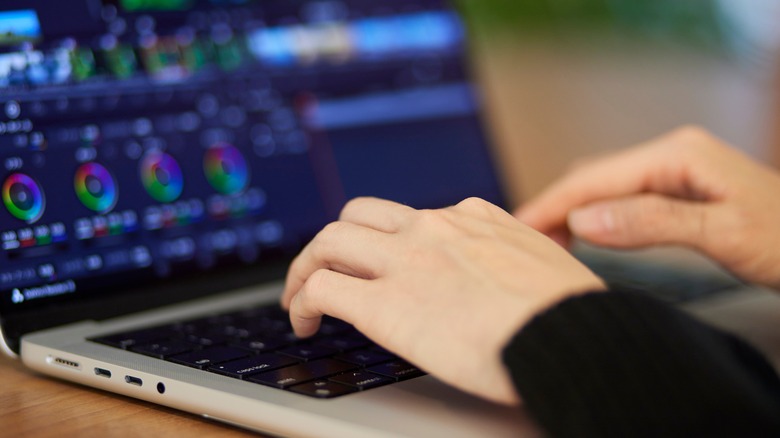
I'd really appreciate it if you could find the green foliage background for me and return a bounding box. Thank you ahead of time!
[454,0,725,48]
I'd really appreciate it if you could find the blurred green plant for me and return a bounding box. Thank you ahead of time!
[455,0,725,48]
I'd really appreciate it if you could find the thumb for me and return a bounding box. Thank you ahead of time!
[567,195,711,249]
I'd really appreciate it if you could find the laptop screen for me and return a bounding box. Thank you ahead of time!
[0,0,504,341]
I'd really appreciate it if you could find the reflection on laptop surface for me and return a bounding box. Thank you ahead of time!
[0,1,538,436]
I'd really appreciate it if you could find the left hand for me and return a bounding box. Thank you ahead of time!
[516,127,780,290]
[281,197,606,405]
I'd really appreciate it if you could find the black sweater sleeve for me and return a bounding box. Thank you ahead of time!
[502,292,780,437]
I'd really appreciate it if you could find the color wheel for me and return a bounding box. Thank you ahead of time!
[2,173,45,223]
[140,151,183,203]
[204,143,249,195]
[74,162,118,213]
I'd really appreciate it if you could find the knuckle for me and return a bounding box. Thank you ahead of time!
[607,202,641,235]
[299,269,329,305]
[713,206,748,253]
[671,124,711,142]
[306,268,330,292]
[668,125,720,154]
[620,197,710,244]
[345,196,371,207]
[610,197,665,236]
[322,220,347,236]
[457,197,501,218]
[286,254,304,278]
[309,226,338,258]
[341,197,370,218]
[640,197,677,226]
[457,197,487,209]
[407,209,468,241]
[457,197,491,217]
[288,252,303,269]
[688,204,710,243]
[293,282,310,309]
[313,221,348,250]
[308,235,327,258]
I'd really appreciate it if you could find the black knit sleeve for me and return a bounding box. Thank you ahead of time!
[502,291,780,437]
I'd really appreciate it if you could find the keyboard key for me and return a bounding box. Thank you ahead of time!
[221,325,252,339]
[318,317,352,335]
[168,346,250,369]
[185,332,231,347]
[91,326,177,349]
[367,360,425,381]
[231,337,288,353]
[251,317,293,335]
[335,349,395,367]
[89,303,419,399]
[369,344,395,355]
[313,335,370,352]
[330,370,394,390]
[277,331,300,343]
[254,305,289,321]
[131,339,196,359]
[209,354,298,379]
[173,314,234,333]
[277,344,338,361]
[248,359,357,389]
[289,380,358,399]
[227,318,287,337]
[172,319,212,334]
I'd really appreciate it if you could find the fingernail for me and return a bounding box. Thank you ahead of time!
[568,206,614,235]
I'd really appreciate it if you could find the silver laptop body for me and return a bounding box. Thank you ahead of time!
[0,1,535,436]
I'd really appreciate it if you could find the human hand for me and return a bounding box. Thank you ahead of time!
[281,197,605,405]
[518,126,780,290]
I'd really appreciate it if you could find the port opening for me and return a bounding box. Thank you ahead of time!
[125,375,143,386]
[94,368,112,378]
[49,356,80,369]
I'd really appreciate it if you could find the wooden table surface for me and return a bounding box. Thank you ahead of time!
[2,38,779,436]
[0,356,251,437]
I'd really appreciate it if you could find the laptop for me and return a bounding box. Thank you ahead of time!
[0,1,543,436]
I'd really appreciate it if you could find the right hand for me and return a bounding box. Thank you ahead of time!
[281,197,606,405]
[517,126,780,290]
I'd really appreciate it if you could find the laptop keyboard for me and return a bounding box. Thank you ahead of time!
[90,305,424,398]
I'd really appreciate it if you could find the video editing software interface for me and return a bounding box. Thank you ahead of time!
[0,0,502,312]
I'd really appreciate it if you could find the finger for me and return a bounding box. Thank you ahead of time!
[282,221,394,309]
[516,205,571,246]
[339,197,415,232]
[517,146,661,233]
[547,228,573,248]
[518,128,710,234]
[289,269,374,337]
[567,194,713,249]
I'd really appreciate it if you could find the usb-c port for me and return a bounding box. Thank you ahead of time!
[94,368,112,378]
[125,375,143,386]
